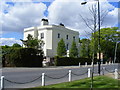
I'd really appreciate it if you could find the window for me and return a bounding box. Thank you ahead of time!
[66,43,69,50]
[73,36,75,40]
[41,33,44,39]
[58,33,60,38]
[66,35,68,40]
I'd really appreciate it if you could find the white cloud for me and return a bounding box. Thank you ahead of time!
[1,1,47,33]
[48,0,118,37]
[0,38,22,46]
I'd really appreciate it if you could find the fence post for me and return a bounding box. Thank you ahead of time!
[42,73,45,86]
[102,67,105,75]
[79,62,81,67]
[85,62,87,67]
[114,69,118,79]
[1,76,4,90]
[88,68,91,77]
[69,70,72,82]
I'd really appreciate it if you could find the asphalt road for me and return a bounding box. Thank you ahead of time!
[2,63,119,89]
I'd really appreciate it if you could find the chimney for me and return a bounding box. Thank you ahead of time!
[41,19,49,26]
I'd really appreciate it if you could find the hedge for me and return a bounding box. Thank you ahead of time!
[54,56,99,66]
[2,48,43,67]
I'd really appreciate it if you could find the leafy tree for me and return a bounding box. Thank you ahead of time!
[90,27,120,62]
[57,38,66,56]
[69,40,78,57]
[80,39,90,58]
[21,34,44,49]
[12,43,21,48]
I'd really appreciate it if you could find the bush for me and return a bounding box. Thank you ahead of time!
[3,48,43,67]
[54,56,98,66]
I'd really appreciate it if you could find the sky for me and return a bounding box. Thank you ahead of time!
[0,0,119,46]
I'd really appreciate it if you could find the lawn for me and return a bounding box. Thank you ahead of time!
[24,76,120,90]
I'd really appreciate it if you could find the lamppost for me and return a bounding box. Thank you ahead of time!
[81,0,101,75]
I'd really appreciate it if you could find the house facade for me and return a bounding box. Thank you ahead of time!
[24,19,79,58]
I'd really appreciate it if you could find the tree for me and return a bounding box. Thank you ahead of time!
[21,34,44,49]
[12,43,21,48]
[90,27,120,62]
[80,39,90,58]
[69,40,78,57]
[57,38,66,56]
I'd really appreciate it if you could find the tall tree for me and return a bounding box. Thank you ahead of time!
[57,38,66,56]
[80,39,90,58]
[90,27,120,62]
[69,40,78,58]
[21,34,44,49]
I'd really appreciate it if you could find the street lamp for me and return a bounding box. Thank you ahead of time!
[81,0,101,75]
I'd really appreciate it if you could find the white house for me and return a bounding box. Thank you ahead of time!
[24,19,79,58]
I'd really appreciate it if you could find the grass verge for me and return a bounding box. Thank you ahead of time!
[24,76,120,90]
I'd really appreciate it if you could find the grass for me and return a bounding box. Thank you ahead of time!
[24,76,120,90]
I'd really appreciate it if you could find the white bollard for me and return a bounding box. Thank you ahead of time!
[69,70,72,82]
[85,62,87,67]
[42,73,45,86]
[114,69,118,79]
[1,76,4,90]
[79,62,81,67]
[109,61,111,65]
[88,68,91,77]
[91,62,93,66]
[106,62,107,65]
[102,67,105,75]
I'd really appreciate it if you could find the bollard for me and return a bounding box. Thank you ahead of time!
[88,68,91,77]
[109,61,111,65]
[1,76,4,90]
[102,67,105,75]
[112,61,114,65]
[114,69,118,79]
[106,62,107,65]
[91,62,93,66]
[85,62,87,67]
[69,70,72,82]
[79,62,81,67]
[42,73,45,86]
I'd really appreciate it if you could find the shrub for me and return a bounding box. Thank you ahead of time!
[54,56,98,66]
[3,48,43,67]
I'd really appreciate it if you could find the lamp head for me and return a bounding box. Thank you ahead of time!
[81,2,87,5]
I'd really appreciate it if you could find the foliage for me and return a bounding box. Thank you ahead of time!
[80,39,90,58]
[90,27,120,62]
[54,56,98,66]
[12,43,21,48]
[21,34,44,49]
[69,40,78,57]
[57,38,66,56]
[2,48,43,67]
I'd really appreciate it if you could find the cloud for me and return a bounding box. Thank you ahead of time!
[1,1,47,33]
[0,38,22,46]
[48,0,118,37]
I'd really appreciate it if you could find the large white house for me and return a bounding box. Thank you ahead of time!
[24,19,79,58]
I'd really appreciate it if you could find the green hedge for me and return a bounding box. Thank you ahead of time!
[2,48,43,67]
[54,56,98,66]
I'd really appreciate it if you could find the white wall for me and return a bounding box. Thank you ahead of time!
[24,25,79,57]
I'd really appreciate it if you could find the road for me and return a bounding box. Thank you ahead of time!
[2,63,119,89]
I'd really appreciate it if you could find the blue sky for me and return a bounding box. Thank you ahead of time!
[0,0,119,46]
